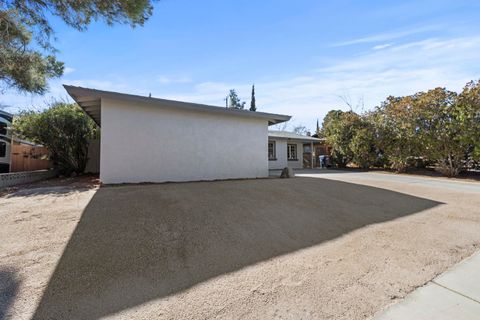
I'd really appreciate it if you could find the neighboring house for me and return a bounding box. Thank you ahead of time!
[64,85,291,184]
[268,131,324,170]
[0,110,13,173]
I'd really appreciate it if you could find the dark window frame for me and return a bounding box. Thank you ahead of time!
[268,141,276,160]
[287,143,298,160]
[0,141,6,158]
[0,122,6,136]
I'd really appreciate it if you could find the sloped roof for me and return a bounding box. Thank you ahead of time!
[268,130,324,141]
[64,85,291,127]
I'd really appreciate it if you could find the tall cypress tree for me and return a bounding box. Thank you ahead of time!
[316,119,320,135]
[250,85,257,111]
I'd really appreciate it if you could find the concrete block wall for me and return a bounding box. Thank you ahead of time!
[0,169,57,189]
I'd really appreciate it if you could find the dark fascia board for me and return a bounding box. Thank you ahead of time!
[63,85,291,126]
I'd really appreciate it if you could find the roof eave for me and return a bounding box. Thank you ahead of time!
[64,85,291,127]
[269,136,324,142]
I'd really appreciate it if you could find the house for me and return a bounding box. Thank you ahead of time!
[267,131,324,170]
[64,85,290,184]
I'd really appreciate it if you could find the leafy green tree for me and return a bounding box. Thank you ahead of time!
[249,84,256,111]
[0,9,64,94]
[457,80,480,165]
[1,0,154,94]
[320,79,480,175]
[227,89,245,109]
[349,118,378,169]
[415,86,480,176]
[13,102,98,174]
[321,110,362,167]
[375,96,421,172]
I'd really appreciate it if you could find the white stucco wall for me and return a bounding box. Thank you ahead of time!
[268,139,286,170]
[100,98,269,183]
[268,138,303,170]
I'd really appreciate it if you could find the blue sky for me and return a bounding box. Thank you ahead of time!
[3,0,480,131]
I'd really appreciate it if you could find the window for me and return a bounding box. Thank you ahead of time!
[287,144,297,160]
[0,123,6,135]
[0,142,6,158]
[268,141,276,160]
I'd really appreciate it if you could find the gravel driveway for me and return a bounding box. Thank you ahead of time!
[1,173,479,319]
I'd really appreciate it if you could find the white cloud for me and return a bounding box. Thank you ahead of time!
[373,43,393,50]
[162,36,480,131]
[63,67,75,75]
[0,78,134,113]
[332,25,438,47]
[157,76,192,84]
[3,35,479,133]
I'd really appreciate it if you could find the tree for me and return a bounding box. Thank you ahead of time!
[415,86,480,176]
[374,96,422,172]
[319,79,480,175]
[227,89,245,109]
[315,119,320,136]
[293,125,308,135]
[12,102,98,174]
[349,118,378,169]
[457,80,480,167]
[249,84,256,111]
[321,110,362,167]
[1,0,154,94]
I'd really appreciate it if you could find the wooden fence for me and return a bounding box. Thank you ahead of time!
[10,142,53,172]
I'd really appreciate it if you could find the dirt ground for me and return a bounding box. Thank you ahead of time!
[0,173,479,320]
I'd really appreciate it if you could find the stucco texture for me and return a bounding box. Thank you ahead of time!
[100,98,269,183]
[268,138,303,170]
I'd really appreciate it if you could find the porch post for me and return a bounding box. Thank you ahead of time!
[310,141,314,168]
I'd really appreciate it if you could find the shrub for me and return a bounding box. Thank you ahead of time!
[13,102,98,174]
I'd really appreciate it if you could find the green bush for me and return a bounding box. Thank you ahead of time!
[13,102,98,174]
[320,80,480,176]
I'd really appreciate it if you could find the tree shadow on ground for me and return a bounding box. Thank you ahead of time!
[0,268,20,320]
[32,177,442,319]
